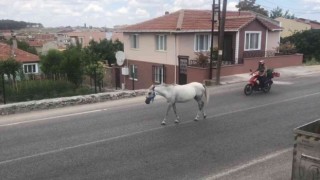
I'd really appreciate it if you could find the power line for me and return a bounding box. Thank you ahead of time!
[258,0,320,13]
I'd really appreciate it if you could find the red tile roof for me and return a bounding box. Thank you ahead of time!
[27,40,44,47]
[122,9,282,32]
[0,43,40,63]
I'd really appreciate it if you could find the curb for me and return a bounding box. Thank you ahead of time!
[0,90,147,116]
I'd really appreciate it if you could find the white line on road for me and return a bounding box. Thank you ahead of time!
[273,81,293,85]
[0,124,165,166]
[0,91,320,165]
[0,109,108,127]
[207,91,320,119]
[204,148,292,180]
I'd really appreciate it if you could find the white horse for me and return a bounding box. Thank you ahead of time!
[145,82,209,125]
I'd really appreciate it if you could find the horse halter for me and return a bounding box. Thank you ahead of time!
[145,85,156,104]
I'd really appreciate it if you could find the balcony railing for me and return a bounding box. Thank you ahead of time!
[188,50,282,68]
[243,50,277,58]
[189,60,235,68]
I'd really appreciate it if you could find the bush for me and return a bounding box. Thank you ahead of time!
[4,80,93,103]
[276,41,297,55]
[283,29,320,61]
[304,58,320,65]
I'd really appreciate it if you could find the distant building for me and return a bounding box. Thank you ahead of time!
[276,17,320,38]
[296,18,320,29]
[67,30,106,47]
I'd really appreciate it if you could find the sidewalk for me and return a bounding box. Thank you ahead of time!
[219,65,320,85]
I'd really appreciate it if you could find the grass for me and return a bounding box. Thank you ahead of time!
[4,80,94,103]
[304,58,320,66]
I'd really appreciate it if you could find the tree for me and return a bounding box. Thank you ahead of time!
[283,29,320,62]
[17,40,38,55]
[236,0,268,16]
[82,47,103,92]
[40,49,64,79]
[61,45,84,87]
[87,39,124,67]
[270,6,295,19]
[1,58,22,88]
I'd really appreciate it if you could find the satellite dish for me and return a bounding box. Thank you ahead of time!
[116,51,125,66]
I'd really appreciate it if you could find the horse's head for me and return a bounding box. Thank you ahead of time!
[145,85,156,104]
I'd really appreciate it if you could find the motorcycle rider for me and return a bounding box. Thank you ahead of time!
[254,60,267,88]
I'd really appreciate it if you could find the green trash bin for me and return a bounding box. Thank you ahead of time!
[292,120,320,180]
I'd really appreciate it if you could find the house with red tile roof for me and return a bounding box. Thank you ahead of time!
[0,42,40,74]
[296,18,320,30]
[119,9,294,89]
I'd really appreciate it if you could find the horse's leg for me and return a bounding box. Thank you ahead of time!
[172,103,180,124]
[162,103,172,125]
[194,97,202,121]
[201,100,206,119]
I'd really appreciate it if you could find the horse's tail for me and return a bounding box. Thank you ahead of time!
[203,84,209,104]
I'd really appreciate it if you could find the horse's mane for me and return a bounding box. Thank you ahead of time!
[156,83,176,88]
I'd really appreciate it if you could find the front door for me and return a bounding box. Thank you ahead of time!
[223,35,233,63]
[178,56,188,85]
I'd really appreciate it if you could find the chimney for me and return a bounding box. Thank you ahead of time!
[165,11,169,15]
[11,31,17,57]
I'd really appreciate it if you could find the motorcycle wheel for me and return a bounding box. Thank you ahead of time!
[244,84,253,95]
[262,83,271,93]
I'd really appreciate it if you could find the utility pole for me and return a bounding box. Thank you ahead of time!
[209,0,216,80]
[1,73,6,104]
[215,0,227,85]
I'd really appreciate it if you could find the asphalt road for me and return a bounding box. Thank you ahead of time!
[1,72,320,180]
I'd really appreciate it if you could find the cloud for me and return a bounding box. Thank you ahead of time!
[227,1,239,11]
[84,4,104,12]
[1,0,320,28]
[303,0,320,3]
[135,8,150,18]
[116,7,129,14]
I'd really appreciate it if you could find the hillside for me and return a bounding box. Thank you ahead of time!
[0,19,43,30]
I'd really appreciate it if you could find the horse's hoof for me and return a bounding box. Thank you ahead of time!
[174,120,180,124]
[194,118,199,121]
[161,121,166,125]
[204,115,207,119]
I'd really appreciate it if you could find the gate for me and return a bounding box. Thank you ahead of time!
[115,68,121,90]
[178,56,188,85]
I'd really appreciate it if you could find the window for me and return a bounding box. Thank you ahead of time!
[195,34,211,52]
[130,34,139,49]
[155,35,167,51]
[245,31,261,50]
[152,65,166,84]
[129,64,138,80]
[79,37,83,44]
[23,63,38,74]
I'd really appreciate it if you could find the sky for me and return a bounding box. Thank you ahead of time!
[0,0,319,28]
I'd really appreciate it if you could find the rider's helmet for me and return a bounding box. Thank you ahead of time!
[259,60,264,64]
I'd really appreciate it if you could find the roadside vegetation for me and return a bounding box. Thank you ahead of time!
[279,29,320,65]
[0,39,123,103]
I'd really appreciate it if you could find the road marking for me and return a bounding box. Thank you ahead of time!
[273,80,293,85]
[207,91,320,119]
[0,91,319,165]
[0,109,108,127]
[0,124,166,165]
[204,148,292,180]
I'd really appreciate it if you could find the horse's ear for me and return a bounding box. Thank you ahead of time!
[148,85,154,90]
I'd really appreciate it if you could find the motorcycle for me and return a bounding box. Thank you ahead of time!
[244,69,280,96]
